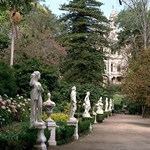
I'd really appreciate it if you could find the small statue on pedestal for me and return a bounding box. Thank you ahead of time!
[105,97,109,112]
[82,91,91,118]
[69,86,77,121]
[96,97,104,114]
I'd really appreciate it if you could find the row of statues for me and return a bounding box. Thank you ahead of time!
[69,86,114,120]
[29,71,114,127]
[29,71,114,149]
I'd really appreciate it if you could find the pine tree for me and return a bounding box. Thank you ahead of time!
[58,0,110,85]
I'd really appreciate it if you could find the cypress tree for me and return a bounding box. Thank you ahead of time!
[59,0,110,85]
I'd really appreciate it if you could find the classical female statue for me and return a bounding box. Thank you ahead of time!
[29,71,44,127]
[69,86,77,120]
[82,91,91,118]
[105,97,109,112]
[96,97,104,114]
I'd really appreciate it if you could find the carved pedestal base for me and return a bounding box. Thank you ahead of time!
[46,121,57,146]
[34,124,47,150]
[67,118,79,140]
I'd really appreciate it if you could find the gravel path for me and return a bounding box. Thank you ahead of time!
[48,114,150,150]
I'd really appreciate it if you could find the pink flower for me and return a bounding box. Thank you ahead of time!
[7,99,11,103]
[2,101,6,105]
[1,106,6,109]
[0,97,2,103]
[17,104,21,107]
[11,105,15,109]
[21,103,25,106]
[8,109,11,112]
[12,109,17,113]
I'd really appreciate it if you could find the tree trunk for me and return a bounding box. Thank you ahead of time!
[142,104,150,118]
[10,33,15,66]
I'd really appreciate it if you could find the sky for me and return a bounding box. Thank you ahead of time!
[41,0,124,18]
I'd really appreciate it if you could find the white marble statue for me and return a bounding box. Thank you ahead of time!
[69,86,77,121]
[29,71,44,127]
[105,97,109,112]
[108,98,113,111]
[96,97,104,114]
[82,91,91,118]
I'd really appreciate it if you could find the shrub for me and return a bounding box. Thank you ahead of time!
[56,120,75,145]
[104,111,111,118]
[96,114,105,123]
[0,122,37,150]
[0,61,17,96]
[78,118,91,135]
[51,113,69,122]
[14,57,60,97]
[0,95,30,127]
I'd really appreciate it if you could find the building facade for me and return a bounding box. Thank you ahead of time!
[104,8,127,84]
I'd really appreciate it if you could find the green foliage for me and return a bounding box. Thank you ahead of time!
[96,114,104,123]
[52,82,106,114]
[123,48,150,117]
[126,101,142,115]
[78,118,91,135]
[116,3,150,50]
[58,0,109,84]
[51,81,70,104]
[0,10,10,52]
[76,83,105,108]
[0,121,38,150]
[113,94,123,112]
[0,33,9,51]
[104,111,111,118]
[0,61,17,96]
[14,56,59,97]
[0,0,42,12]
[56,120,75,145]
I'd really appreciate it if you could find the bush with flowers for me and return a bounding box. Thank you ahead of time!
[0,94,30,127]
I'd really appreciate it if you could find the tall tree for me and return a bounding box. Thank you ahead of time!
[123,48,150,117]
[0,0,45,66]
[119,0,150,50]
[58,0,109,85]
[1,10,66,66]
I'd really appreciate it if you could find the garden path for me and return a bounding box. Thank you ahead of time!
[48,114,150,150]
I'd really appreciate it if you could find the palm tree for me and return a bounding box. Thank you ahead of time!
[0,0,47,66]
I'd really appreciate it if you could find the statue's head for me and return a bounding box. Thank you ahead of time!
[30,71,41,86]
[72,86,76,91]
[31,71,41,80]
[87,91,90,96]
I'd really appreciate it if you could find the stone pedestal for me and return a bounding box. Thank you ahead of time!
[94,114,97,124]
[92,111,97,124]
[34,123,47,150]
[67,118,79,140]
[89,123,93,132]
[46,121,57,146]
